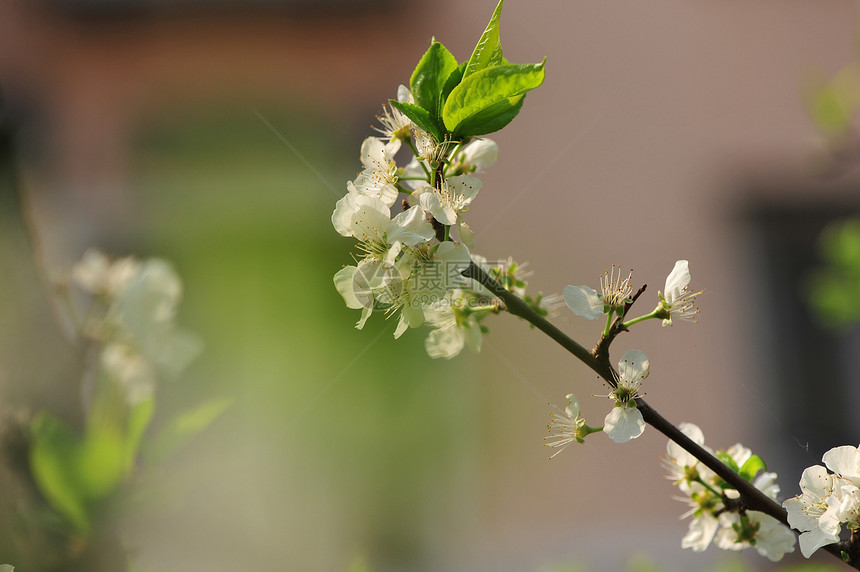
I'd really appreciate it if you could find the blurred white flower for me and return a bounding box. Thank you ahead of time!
[72,249,141,297]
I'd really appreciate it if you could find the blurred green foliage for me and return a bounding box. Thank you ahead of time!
[806,217,860,329]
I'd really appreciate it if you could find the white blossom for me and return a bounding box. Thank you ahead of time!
[603,349,649,443]
[413,174,482,227]
[453,138,498,173]
[564,266,634,320]
[658,260,702,326]
[331,193,433,264]
[72,249,141,297]
[350,137,401,207]
[783,464,844,557]
[545,394,588,458]
[423,290,484,359]
[375,84,413,144]
[682,513,720,552]
[714,511,796,561]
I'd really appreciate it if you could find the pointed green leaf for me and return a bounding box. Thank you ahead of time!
[29,413,90,533]
[454,95,525,137]
[739,454,767,481]
[464,0,505,79]
[440,62,466,112]
[411,41,459,118]
[390,100,443,142]
[442,61,545,136]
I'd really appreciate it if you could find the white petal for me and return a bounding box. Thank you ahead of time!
[446,174,483,202]
[417,189,456,226]
[604,406,645,443]
[682,515,719,551]
[460,138,498,169]
[463,320,483,353]
[334,267,364,309]
[799,527,840,558]
[664,260,691,302]
[388,206,434,246]
[823,445,860,481]
[617,349,650,383]
[457,220,475,249]
[564,393,581,419]
[396,84,412,104]
[356,306,373,330]
[350,196,392,244]
[563,284,603,320]
[748,512,796,561]
[425,326,465,359]
[360,136,388,171]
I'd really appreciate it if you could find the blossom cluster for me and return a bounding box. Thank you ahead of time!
[784,444,860,557]
[66,249,201,404]
[546,260,702,448]
[331,85,560,358]
[663,423,796,561]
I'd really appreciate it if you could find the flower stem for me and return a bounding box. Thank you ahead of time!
[603,312,614,338]
[622,311,659,329]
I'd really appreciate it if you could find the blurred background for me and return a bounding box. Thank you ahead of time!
[1,0,860,570]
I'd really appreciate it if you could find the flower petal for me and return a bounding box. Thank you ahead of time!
[563,284,603,320]
[664,260,691,302]
[617,349,650,383]
[823,445,860,482]
[604,406,645,443]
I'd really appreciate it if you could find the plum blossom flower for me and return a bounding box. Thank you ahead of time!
[72,249,141,297]
[657,260,702,326]
[67,251,201,404]
[603,349,649,443]
[375,85,414,144]
[564,266,633,321]
[412,174,482,227]
[784,445,860,558]
[423,289,486,359]
[545,394,589,458]
[783,465,844,557]
[663,422,715,492]
[714,511,796,561]
[350,137,401,207]
[451,138,499,174]
[331,193,433,265]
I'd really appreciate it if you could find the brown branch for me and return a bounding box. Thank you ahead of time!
[462,261,857,568]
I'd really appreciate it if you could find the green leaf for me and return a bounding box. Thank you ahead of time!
[440,62,466,113]
[442,62,545,136]
[739,454,767,481]
[29,414,90,533]
[464,0,505,80]
[124,397,155,473]
[716,450,740,474]
[411,41,459,119]
[77,420,126,500]
[146,397,232,464]
[390,100,443,142]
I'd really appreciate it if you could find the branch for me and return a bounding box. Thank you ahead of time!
[462,261,856,568]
